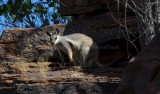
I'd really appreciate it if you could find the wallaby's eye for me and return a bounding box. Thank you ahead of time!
[55,37,57,40]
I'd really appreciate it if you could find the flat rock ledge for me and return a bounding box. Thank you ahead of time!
[0,62,124,94]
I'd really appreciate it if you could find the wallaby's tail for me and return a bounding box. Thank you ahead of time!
[96,61,112,68]
[96,57,126,68]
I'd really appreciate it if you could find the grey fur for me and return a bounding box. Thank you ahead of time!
[47,30,102,69]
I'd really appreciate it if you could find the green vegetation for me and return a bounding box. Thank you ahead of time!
[0,0,69,33]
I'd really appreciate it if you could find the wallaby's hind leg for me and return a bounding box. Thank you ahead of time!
[85,45,99,68]
[81,54,88,69]
[79,45,92,69]
[80,53,97,69]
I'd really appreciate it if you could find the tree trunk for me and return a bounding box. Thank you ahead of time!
[134,0,159,48]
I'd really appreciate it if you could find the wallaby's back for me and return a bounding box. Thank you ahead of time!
[64,33,94,45]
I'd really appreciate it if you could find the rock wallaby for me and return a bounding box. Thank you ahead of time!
[46,29,107,69]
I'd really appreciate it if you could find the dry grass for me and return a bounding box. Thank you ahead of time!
[15,56,48,79]
[38,62,48,78]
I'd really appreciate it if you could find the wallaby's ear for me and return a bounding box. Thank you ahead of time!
[46,31,52,36]
[55,28,63,35]
[55,28,60,35]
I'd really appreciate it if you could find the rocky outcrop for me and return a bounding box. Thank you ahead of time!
[59,0,139,47]
[1,0,157,94]
[115,33,160,94]
[0,61,123,94]
[0,23,137,67]
[59,0,141,67]
[59,1,160,94]
[0,24,65,62]
[59,0,133,16]
[0,0,140,64]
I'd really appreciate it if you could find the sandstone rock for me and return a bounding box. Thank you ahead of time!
[59,0,106,15]
[0,24,65,62]
[60,0,106,7]
[59,0,134,16]
[0,61,122,94]
[59,0,140,67]
[64,13,138,45]
[115,33,160,94]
